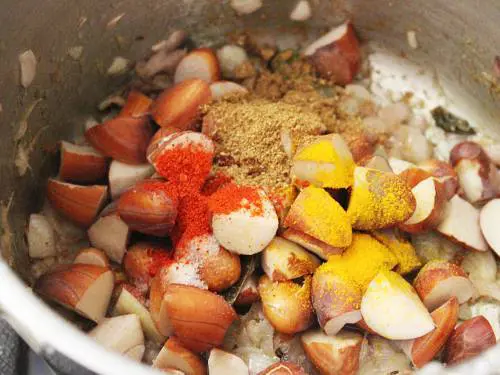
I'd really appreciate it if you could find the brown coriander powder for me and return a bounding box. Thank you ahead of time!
[205,98,325,188]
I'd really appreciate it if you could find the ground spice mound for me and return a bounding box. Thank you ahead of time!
[348,169,416,230]
[201,172,233,196]
[154,144,213,194]
[208,183,263,216]
[148,248,174,277]
[205,98,325,188]
[173,192,211,253]
[281,89,365,135]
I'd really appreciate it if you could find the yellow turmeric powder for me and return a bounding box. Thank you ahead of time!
[372,230,422,275]
[284,186,352,248]
[347,167,416,230]
[316,233,398,292]
[258,275,314,334]
[312,263,362,313]
[314,255,351,281]
[293,135,355,189]
[295,139,340,162]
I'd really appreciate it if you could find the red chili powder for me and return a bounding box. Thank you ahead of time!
[201,172,233,196]
[266,190,285,217]
[148,248,174,277]
[154,144,213,194]
[208,183,263,216]
[172,193,212,255]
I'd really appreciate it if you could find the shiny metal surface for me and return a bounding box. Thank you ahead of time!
[0,0,499,373]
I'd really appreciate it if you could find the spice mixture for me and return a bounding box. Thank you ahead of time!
[204,60,373,190]
[26,18,500,375]
[206,99,325,189]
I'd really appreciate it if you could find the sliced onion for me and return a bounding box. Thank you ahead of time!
[137,49,186,79]
[363,116,392,134]
[378,103,411,129]
[217,45,249,79]
[345,84,372,101]
[15,146,30,176]
[394,126,432,163]
[412,231,462,264]
[106,13,125,29]
[462,250,497,283]
[151,30,188,53]
[289,0,312,21]
[27,214,56,259]
[407,30,419,50]
[67,46,84,61]
[19,50,37,88]
[230,0,263,14]
[358,337,411,375]
[107,57,130,75]
[408,115,429,131]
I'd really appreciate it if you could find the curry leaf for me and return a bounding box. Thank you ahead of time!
[431,106,476,135]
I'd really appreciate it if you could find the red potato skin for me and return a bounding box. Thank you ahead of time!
[282,228,344,257]
[178,48,221,83]
[399,178,448,234]
[117,180,179,237]
[444,316,496,365]
[146,126,180,164]
[312,271,361,328]
[59,144,108,184]
[198,248,241,292]
[258,275,315,335]
[74,247,110,268]
[152,79,212,130]
[449,141,499,203]
[301,336,362,375]
[450,141,489,167]
[344,131,376,164]
[158,337,208,374]
[234,286,260,306]
[309,22,361,86]
[258,362,308,375]
[85,116,153,165]
[119,91,153,118]
[399,168,432,188]
[163,284,237,353]
[123,242,172,293]
[413,260,468,303]
[411,297,459,368]
[46,179,108,227]
[419,159,458,200]
[356,318,377,335]
[34,264,111,308]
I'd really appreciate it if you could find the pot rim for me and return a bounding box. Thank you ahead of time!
[0,258,499,375]
[0,261,162,375]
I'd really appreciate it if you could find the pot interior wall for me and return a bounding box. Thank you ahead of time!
[0,0,499,283]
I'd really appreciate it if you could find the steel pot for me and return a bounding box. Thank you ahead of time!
[1,0,500,374]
